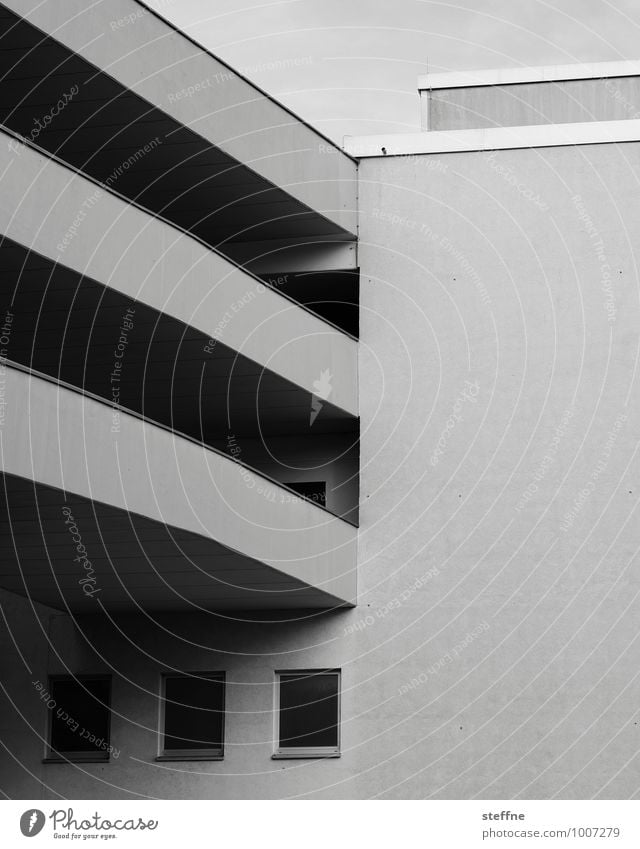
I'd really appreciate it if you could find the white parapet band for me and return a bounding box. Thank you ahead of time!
[344,118,640,158]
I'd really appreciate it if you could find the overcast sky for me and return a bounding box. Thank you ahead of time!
[150,0,640,143]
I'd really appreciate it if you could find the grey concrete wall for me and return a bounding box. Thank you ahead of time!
[4,139,640,799]
[0,592,360,799]
[425,76,640,130]
[352,140,640,798]
[0,589,99,799]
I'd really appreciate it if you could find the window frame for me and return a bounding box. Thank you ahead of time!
[43,674,112,764]
[156,671,226,762]
[272,669,341,759]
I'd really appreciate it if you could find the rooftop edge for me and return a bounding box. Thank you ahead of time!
[418,60,640,91]
[344,118,640,157]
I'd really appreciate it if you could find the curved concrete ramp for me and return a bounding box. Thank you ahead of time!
[0,367,357,610]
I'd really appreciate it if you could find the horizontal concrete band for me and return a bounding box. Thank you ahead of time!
[3,0,358,236]
[0,365,357,604]
[418,60,640,91]
[0,131,358,416]
[344,118,640,158]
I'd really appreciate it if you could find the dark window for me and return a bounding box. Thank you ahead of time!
[46,676,111,762]
[276,670,340,756]
[286,481,326,507]
[160,673,225,759]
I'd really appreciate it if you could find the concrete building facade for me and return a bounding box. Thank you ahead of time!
[1,0,640,799]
